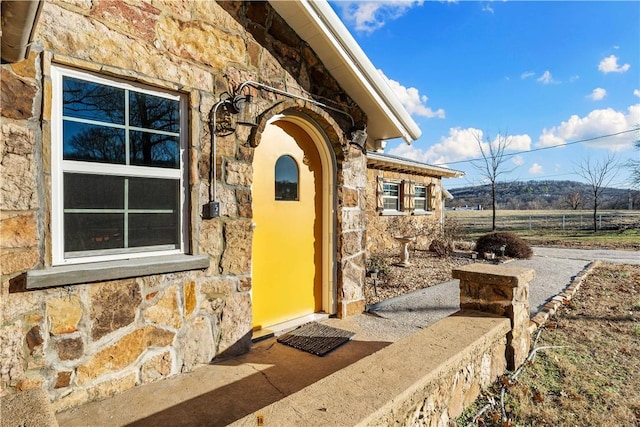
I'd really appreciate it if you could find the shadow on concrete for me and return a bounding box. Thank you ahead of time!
[127,338,390,427]
[57,336,390,427]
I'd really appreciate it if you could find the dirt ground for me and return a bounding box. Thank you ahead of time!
[364,249,475,305]
[458,262,640,426]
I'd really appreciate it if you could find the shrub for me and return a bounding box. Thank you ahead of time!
[474,232,533,259]
[429,239,452,258]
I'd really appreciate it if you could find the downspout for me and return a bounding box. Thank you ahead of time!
[1,0,43,63]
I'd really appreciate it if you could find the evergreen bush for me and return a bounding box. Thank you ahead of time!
[474,232,533,259]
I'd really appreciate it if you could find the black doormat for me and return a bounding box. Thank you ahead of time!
[276,322,355,356]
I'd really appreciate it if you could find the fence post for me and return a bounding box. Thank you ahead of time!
[599,214,602,230]
[453,264,535,370]
[529,215,532,230]
[562,215,565,230]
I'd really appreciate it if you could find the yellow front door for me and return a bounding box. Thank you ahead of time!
[252,120,323,330]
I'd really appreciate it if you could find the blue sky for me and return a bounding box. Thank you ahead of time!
[329,1,640,189]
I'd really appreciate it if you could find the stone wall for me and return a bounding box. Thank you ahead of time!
[365,167,444,253]
[0,0,367,409]
[229,313,511,427]
[230,265,535,427]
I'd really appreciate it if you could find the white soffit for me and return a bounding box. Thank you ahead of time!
[268,0,421,144]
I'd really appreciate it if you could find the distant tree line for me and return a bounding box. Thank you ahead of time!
[448,180,640,211]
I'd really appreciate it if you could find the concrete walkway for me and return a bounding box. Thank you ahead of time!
[55,247,634,426]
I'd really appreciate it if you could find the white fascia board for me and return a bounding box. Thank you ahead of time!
[269,0,421,144]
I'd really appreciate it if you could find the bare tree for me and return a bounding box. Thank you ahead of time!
[574,155,619,232]
[564,192,582,210]
[629,136,640,188]
[472,131,517,231]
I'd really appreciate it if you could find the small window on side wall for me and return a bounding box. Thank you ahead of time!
[414,186,428,211]
[275,155,299,201]
[382,182,400,211]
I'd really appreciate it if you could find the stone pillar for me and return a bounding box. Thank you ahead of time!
[452,264,534,370]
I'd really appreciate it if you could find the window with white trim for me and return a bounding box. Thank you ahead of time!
[414,185,428,211]
[382,182,400,211]
[51,66,188,265]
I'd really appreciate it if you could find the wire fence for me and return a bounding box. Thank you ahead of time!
[448,210,640,233]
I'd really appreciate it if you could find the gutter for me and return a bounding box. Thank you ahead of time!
[1,0,43,63]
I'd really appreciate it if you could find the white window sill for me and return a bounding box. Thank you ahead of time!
[412,210,435,216]
[26,254,210,289]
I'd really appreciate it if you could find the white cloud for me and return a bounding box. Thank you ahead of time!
[512,155,525,166]
[336,1,424,34]
[388,127,531,166]
[481,3,494,14]
[389,127,482,166]
[378,70,445,118]
[537,70,556,84]
[588,87,607,101]
[529,163,544,174]
[598,55,630,73]
[521,71,535,80]
[634,89,640,98]
[507,134,532,151]
[536,104,639,150]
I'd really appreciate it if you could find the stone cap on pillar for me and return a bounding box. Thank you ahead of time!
[452,264,535,287]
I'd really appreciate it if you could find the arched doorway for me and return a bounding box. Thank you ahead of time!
[252,116,335,331]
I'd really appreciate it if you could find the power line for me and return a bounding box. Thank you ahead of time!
[433,128,638,167]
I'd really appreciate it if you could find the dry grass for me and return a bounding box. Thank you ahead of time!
[458,263,640,426]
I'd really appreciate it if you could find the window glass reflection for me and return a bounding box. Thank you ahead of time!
[63,121,126,163]
[129,92,180,133]
[275,155,298,201]
[63,76,125,124]
[130,131,180,168]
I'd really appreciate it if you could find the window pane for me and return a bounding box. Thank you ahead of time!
[383,198,398,210]
[63,76,125,124]
[63,121,126,163]
[275,155,298,201]
[383,183,399,197]
[130,131,180,168]
[64,174,124,209]
[415,187,427,198]
[128,213,180,248]
[129,92,180,133]
[65,213,124,252]
[129,178,179,210]
[415,199,427,210]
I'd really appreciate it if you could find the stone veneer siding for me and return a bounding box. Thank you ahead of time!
[0,0,367,409]
[365,167,445,253]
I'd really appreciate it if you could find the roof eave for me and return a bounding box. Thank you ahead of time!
[367,151,465,179]
[268,0,421,145]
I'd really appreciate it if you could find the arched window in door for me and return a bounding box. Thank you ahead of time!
[275,155,299,201]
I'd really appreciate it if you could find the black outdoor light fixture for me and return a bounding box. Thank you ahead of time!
[348,121,368,154]
[202,92,256,219]
[213,93,256,136]
[202,80,368,220]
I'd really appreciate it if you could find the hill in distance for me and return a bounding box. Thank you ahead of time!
[448,180,639,210]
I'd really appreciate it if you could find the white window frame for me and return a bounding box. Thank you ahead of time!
[50,65,189,266]
[414,185,428,213]
[382,182,401,212]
